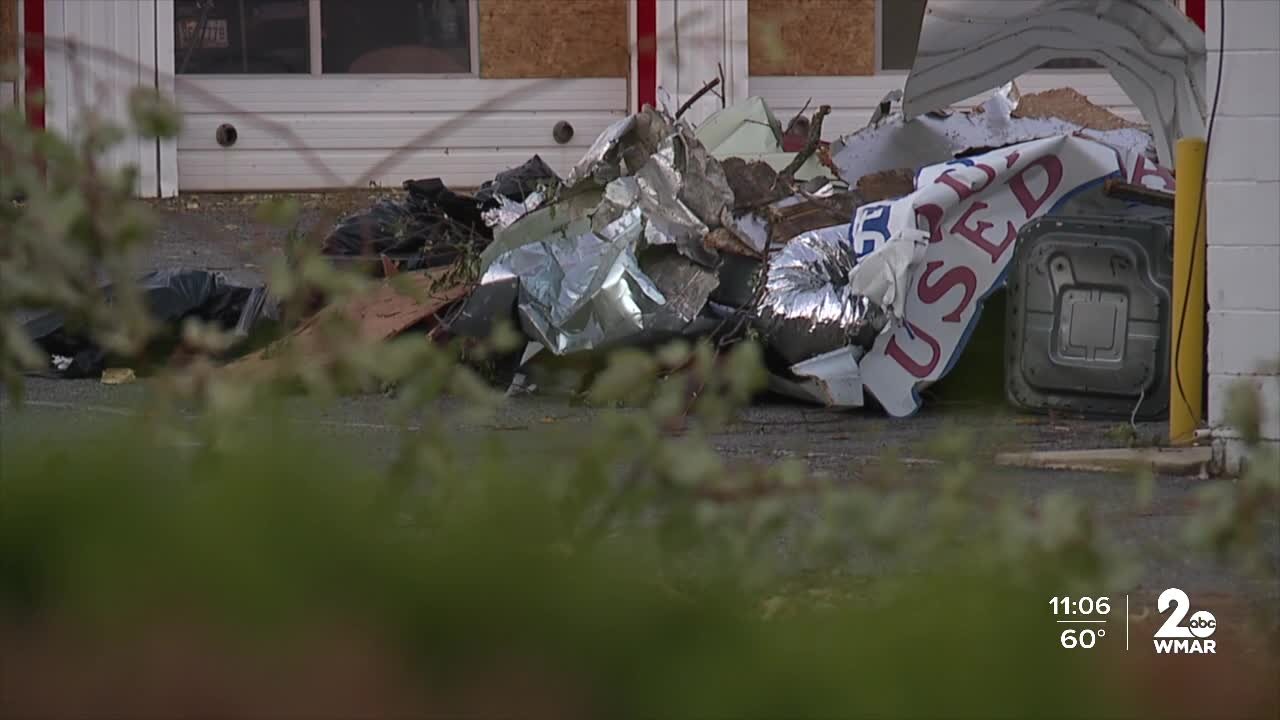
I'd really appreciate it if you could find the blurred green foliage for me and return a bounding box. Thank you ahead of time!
[0,426,1124,718]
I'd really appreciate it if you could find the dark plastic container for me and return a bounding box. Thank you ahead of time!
[1005,215,1173,419]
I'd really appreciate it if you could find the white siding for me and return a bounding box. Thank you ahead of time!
[1205,0,1280,469]
[748,72,1145,141]
[174,77,627,190]
[43,0,176,197]
[655,0,749,126]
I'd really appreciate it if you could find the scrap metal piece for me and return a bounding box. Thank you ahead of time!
[483,207,707,356]
[768,345,865,407]
[902,0,1206,164]
[1005,215,1173,420]
[635,142,715,265]
[829,86,1155,187]
[564,115,637,189]
[755,227,890,366]
[481,191,546,231]
[633,126,733,267]
[564,107,674,191]
[638,248,720,324]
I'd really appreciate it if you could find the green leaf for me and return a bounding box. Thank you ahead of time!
[254,197,302,227]
[128,87,182,138]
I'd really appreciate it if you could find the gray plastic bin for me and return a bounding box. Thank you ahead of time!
[1005,215,1173,419]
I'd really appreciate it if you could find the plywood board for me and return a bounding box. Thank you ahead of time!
[0,0,17,67]
[478,0,627,79]
[749,0,876,76]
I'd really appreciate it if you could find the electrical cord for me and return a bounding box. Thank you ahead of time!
[1170,0,1225,430]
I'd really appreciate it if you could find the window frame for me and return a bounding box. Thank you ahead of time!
[175,0,481,78]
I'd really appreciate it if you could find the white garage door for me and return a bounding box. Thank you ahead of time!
[170,0,627,191]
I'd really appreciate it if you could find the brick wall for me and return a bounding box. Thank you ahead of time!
[1205,0,1280,469]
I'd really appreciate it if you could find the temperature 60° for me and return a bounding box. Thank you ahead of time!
[1060,628,1105,649]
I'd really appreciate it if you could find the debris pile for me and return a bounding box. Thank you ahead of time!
[19,90,1177,416]
[23,0,1204,419]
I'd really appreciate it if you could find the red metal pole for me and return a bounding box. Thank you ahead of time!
[23,0,45,128]
[636,0,657,111]
[1185,0,1206,30]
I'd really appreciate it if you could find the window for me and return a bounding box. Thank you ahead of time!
[877,0,1106,72]
[176,0,310,74]
[175,0,474,74]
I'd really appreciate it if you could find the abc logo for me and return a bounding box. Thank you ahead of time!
[1188,610,1217,638]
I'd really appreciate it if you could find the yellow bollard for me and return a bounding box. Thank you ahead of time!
[1170,137,1208,445]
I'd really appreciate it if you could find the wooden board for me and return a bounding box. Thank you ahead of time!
[0,0,16,67]
[227,268,471,379]
[748,0,875,77]
[477,0,627,79]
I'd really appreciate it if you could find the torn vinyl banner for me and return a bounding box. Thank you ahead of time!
[902,0,1207,165]
[853,135,1138,417]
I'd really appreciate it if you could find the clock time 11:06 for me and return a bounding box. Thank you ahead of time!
[1050,596,1111,615]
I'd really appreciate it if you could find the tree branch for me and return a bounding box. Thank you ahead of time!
[777,104,830,184]
[675,77,722,119]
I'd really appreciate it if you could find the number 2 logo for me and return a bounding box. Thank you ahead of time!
[1155,588,1193,638]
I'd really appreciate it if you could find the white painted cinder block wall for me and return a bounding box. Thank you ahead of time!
[1205,0,1280,470]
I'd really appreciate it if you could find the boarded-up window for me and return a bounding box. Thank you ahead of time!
[749,0,876,76]
[477,0,626,79]
[2,0,19,68]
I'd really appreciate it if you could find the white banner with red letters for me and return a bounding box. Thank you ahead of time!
[849,135,1173,416]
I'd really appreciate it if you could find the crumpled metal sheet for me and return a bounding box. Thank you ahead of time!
[902,0,1206,165]
[465,106,735,356]
[638,248,720,325]
[631,126,733,268]
[755,227,890,366]
[830,84,1155,187]
[482,207,707,356]
[563,108,674,191]
[564,115,637,189]
[635,147,712,260]
[481,191,546,231]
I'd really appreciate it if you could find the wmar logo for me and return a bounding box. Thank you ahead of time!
[1153,588,1217,654]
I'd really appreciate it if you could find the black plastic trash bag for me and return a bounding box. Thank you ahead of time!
[322,178,490,275]
[473,155,561,207]
[19,269,274,378]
